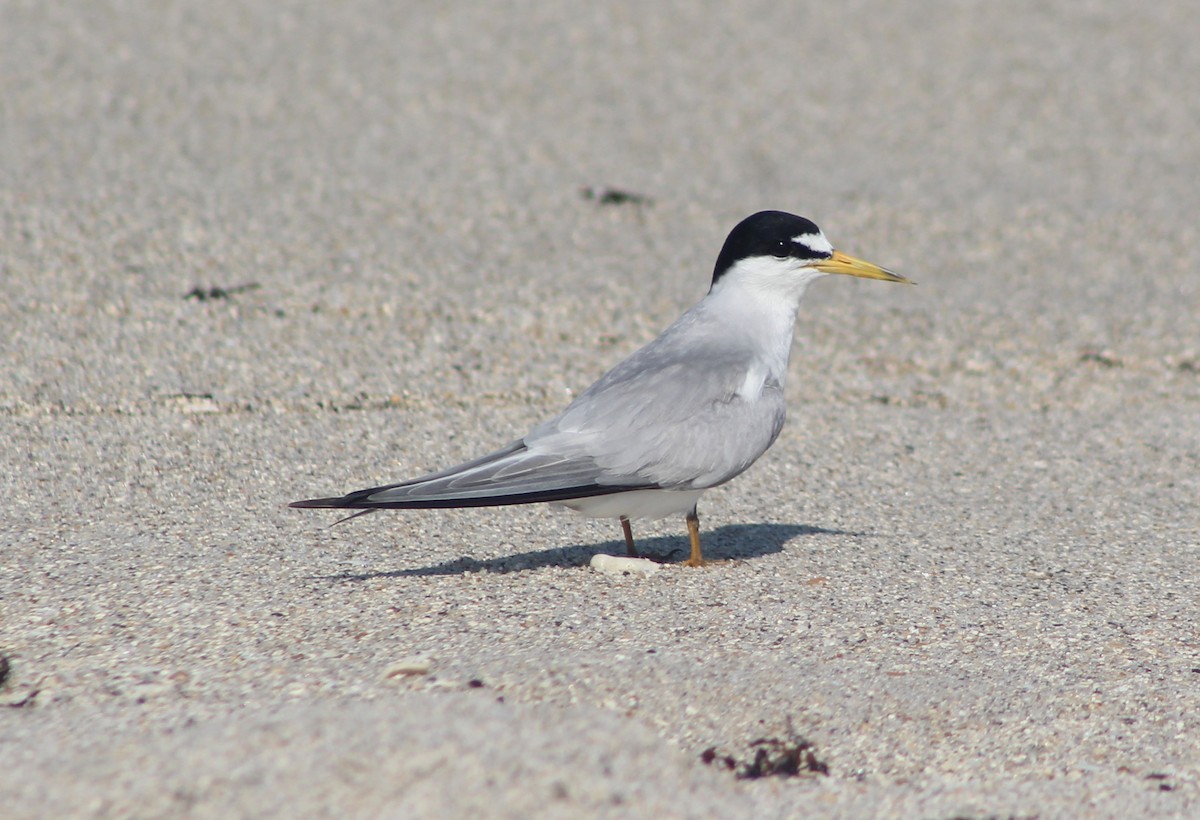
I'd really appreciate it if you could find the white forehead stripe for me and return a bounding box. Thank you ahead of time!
[792,232,833,255]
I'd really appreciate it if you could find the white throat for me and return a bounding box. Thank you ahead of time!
[708,255,824,307]
[703,257,823,383]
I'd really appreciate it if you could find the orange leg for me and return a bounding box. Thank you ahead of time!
[685,508,704,567]
[620,516,639,557]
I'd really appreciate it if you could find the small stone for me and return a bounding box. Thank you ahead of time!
[383,656,432,679]
[589,554,661,578]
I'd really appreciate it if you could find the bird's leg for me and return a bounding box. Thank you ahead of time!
[620,516,639,557]
[685,506,704,567]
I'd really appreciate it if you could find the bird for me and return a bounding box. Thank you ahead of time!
[291,211,911,566]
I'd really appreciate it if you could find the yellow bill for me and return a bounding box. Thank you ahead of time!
[815,250,913,284]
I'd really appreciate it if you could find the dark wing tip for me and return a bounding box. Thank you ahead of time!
[289,496,351,509]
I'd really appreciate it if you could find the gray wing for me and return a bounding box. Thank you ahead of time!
[289,439,654,510]
[527,311,787,490]
[291,305,786,510]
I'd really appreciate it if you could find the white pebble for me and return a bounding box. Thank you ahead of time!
[383,655,432,678]
[589,554,661,578]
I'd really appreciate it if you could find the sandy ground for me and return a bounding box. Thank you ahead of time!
[3,1,1199,816]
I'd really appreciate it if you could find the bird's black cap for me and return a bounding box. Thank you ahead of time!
[711,211,827,287]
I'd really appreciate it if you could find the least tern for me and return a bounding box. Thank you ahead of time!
[292,211,910,565]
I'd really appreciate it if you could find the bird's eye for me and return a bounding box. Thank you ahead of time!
[774,239,790,258]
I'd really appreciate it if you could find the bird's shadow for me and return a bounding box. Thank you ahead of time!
[323,522,855,581]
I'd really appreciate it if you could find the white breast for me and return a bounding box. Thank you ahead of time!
[551,488,707,520]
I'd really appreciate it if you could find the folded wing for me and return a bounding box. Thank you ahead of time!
[289,440,656,509]
[292,305,786,511]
